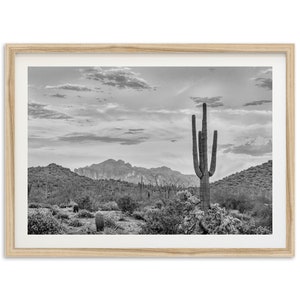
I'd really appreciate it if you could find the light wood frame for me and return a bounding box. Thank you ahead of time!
[5,44,295,257]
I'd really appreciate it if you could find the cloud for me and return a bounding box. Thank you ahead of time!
[50,93,66,98]
[82,67,155,91]
[260,68,272,75]
[59,133,148,145]
[223,139,272,156]
[28,102,71,120]
[123,129,145,135]
[45,83,92,92]
[190,96,224,107]
[218,143,234,150]
[254,77,272,90]
[244,100,272,107]
[128,128,144,132]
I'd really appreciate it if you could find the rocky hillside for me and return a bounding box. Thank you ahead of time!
[28,163,139,204]
[211,160,272,200]
[74,159,198,187]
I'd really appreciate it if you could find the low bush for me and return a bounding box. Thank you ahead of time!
[50,205,60,216]
[76,195,93,211]
[117,196,138,214]
[77,209,94,218]
[183,204,271,235]
[28,210,64,234]
[141,196,271,235]
[104,217,117,228]
[68,219,83,227]
[99,201,119,211]
[154,200,163,209]
[141,197,194,234]
[132,211,145,220]
[251,203,272,229]
[55,211,69,220]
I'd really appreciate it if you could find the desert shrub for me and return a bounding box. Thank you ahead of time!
[176,190,199,204]
[141,196,271,235]
[154,200,163,209]
[28,202,42,208]
[117,196,138,214]
[77,209,94,218]
[185,204,271,235]
[141,197,194,234]
[251,203,272,229]
[76,195,93,211]
[104,216,117,228]
[132,211,145,220]
[177,190,192,201]
[50,205,60,216]
[68,219,83,227]
[28,210,64,234]
[193,204,243,234]
[99,201,119,211]
[214,191,254,213]
[55,211,70,220]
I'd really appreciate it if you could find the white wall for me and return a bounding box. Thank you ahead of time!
[0,1,298,299]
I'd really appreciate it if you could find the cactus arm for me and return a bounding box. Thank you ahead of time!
[209,130,218,177]
[192,115,202,179]
[198,131,204,175]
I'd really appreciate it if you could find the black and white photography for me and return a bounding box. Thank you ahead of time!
[28,66,272,235]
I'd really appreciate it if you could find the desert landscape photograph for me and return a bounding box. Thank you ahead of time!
[27,66,272,235]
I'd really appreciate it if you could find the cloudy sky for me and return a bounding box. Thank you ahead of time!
[28,66,272,181]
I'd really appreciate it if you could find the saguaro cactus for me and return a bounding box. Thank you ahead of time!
[192,103,218,211]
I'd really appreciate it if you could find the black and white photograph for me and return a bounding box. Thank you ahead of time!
[27,66,273,235]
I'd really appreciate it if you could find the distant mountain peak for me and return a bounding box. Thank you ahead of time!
[74,159,198,187]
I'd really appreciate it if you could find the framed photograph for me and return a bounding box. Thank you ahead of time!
[5,44,294,257]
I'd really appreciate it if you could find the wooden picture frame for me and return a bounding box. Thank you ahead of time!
[5,44,294,257]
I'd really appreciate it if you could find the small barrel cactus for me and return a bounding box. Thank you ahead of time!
[95,212,104,232]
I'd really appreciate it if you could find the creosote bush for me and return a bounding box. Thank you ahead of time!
[28,210,64,234]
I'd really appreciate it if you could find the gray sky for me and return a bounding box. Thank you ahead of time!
[28,66,272,181]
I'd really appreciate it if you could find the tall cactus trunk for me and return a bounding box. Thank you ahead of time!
[192,103,218,212]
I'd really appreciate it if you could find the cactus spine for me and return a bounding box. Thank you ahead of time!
[192,103,218,211]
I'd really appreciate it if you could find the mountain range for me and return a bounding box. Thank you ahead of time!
[74,159,199,187]
[28,160,272,205]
